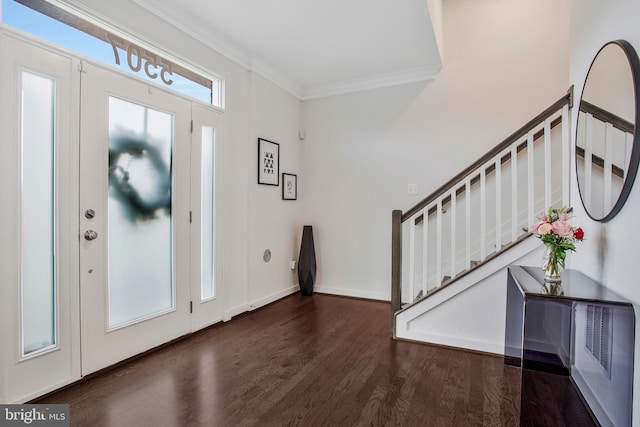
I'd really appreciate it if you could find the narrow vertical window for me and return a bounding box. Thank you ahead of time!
[201,126,215,300]
[108,96,174,328]
[21,71,56,356]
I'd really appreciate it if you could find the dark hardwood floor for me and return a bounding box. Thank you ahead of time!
[35,294,521,426]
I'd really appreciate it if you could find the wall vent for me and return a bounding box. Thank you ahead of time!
[585,304,612,375]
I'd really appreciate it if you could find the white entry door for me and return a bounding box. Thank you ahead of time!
[79,61,193,375]
[1,32,226,396]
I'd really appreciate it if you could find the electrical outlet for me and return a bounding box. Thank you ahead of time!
[408,184,418,195]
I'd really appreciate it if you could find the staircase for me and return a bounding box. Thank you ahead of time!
[390,89,574,348]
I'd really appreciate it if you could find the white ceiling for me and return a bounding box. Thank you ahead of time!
[132,0,442,100]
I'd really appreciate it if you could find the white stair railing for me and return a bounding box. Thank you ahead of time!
[577,100,634,218]
[391,91,573,317]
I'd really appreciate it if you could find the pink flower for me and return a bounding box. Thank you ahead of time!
[558,212,572,221]
[552,221,573,237]
[537,223,553,235]
[530,221,546,232]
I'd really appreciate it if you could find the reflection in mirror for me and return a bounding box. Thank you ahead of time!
[576,40,640,221]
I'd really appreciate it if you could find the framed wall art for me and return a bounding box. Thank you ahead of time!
[282,173,297,200]
[258,138,279,185]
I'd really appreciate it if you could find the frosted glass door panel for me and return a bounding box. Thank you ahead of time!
[201,125,215,300]
[108,96,174,328]
[20,71,56,356]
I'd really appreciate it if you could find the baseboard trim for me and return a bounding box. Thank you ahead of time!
[313,285,388,302]
[222,304,248,322]
[396,330,504,355]
[248,285,299,311]
[394,336,504,359]
[314,291,390,305]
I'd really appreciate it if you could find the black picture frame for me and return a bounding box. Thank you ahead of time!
[282,173,297,200]
[258,138,279,185]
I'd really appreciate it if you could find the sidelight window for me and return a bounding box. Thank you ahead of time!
[20,71,57,357]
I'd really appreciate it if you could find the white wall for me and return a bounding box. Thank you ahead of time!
[567,0,640,423]
[247,72,303,311]
[300,0,569,300]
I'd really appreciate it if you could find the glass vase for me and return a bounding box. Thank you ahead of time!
[542,246,564,283]
[541,282,564,296]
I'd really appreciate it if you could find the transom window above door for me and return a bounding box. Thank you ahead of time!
[1,0,223,107]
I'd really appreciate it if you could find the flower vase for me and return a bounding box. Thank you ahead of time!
[542,246,564,283]
[542,282,564,296]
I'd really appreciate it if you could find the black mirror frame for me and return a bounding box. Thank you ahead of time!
[576,40,640,222]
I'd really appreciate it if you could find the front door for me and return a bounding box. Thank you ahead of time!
[79,61,192,375]
[1,32,225,398]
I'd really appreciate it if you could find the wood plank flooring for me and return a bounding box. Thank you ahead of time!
[34,294,521,426]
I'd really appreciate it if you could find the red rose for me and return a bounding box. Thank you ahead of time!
[574,227,585,240]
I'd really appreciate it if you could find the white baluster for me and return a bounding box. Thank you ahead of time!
[527,130,535,225]
[465,179,471,270]
[409,214,416,301]
[436,198,442,287]
[421,207,428,294]
[562,105,570,206]
[604,122,614,213]
[544,118,552,209]
[511,144,518,242]
[584,114,593,211]
[450,188,457,279]
[480,169,486,260]
[495,157,502,253]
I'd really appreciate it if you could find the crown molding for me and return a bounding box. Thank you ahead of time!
[300,64,441,100]
[69,0,441,101]
[130,0,251,69]
[247,57,303,99]
[130,0,304,98]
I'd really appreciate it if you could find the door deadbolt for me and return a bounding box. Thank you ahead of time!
[85,209,96,219]
[84,230,98,241]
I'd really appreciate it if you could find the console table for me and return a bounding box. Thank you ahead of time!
[505,266,635,427]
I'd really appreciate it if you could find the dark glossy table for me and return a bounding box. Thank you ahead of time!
[505,266,635,427]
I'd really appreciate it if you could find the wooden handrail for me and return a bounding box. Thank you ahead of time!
[413,114,564,225]
[580,100,634,134]
[402,91,572,222]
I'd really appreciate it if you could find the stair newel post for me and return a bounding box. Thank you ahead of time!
[391,209,403,336]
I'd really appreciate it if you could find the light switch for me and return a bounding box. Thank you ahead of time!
[408,184,418,195]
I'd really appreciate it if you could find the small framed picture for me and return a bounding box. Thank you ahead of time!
[282,173,297,200]
[258,138,279,186]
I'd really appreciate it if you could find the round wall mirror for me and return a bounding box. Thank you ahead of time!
[576,40,640,222]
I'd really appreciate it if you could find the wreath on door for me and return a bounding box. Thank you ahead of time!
[108,134,171,222]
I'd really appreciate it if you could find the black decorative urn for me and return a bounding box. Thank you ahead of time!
[298,225,316,296]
